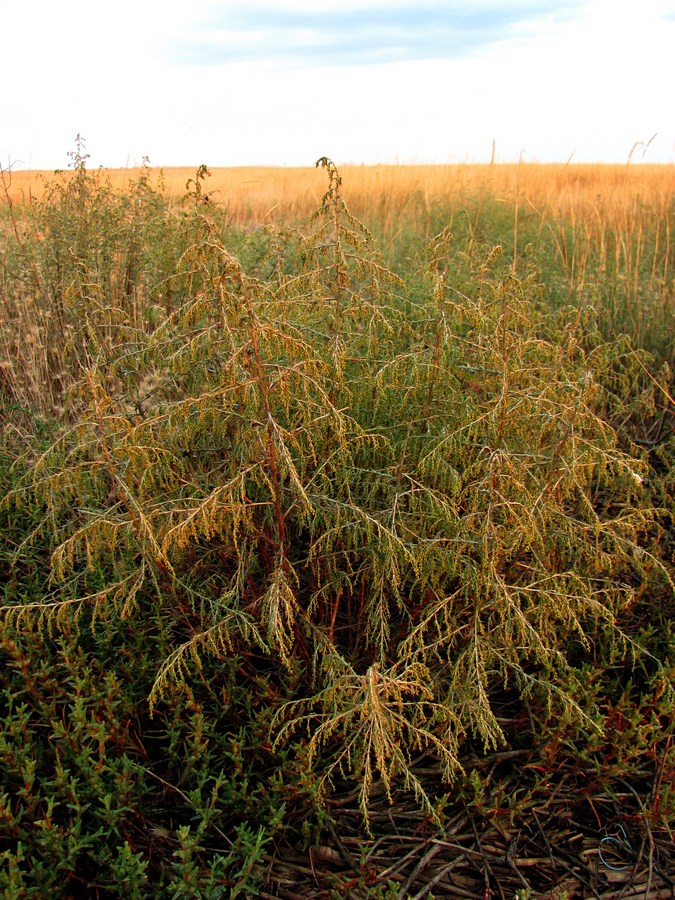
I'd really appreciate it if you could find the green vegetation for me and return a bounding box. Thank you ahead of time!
[1,147,673,896]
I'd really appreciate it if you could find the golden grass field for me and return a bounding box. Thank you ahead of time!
[6,162,675,229]
[3,160,672,404]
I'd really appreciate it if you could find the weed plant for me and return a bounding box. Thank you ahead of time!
[0,430,322,896]
[0,138,189,420]
[1,151,673,891]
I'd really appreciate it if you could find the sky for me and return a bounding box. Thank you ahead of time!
[3,0,675,170]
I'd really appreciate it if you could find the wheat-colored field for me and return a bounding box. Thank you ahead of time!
[6,162,675,226]
[2,159,672,407]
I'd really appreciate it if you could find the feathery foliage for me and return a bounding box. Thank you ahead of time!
[1,155,672,828]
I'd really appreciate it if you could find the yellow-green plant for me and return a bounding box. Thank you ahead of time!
[0,137,182,419]
[3,161,670,822]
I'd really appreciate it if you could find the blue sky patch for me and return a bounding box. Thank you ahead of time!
[170,1,585,67]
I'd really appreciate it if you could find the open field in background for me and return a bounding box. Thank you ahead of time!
[0,157,674,896]
[8,161,675,225]
[5,161,673,366]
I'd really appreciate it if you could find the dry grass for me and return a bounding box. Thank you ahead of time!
[1,160,672,424]
[7,162,675,225]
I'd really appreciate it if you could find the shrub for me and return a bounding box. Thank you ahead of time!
[2,158,672,834]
